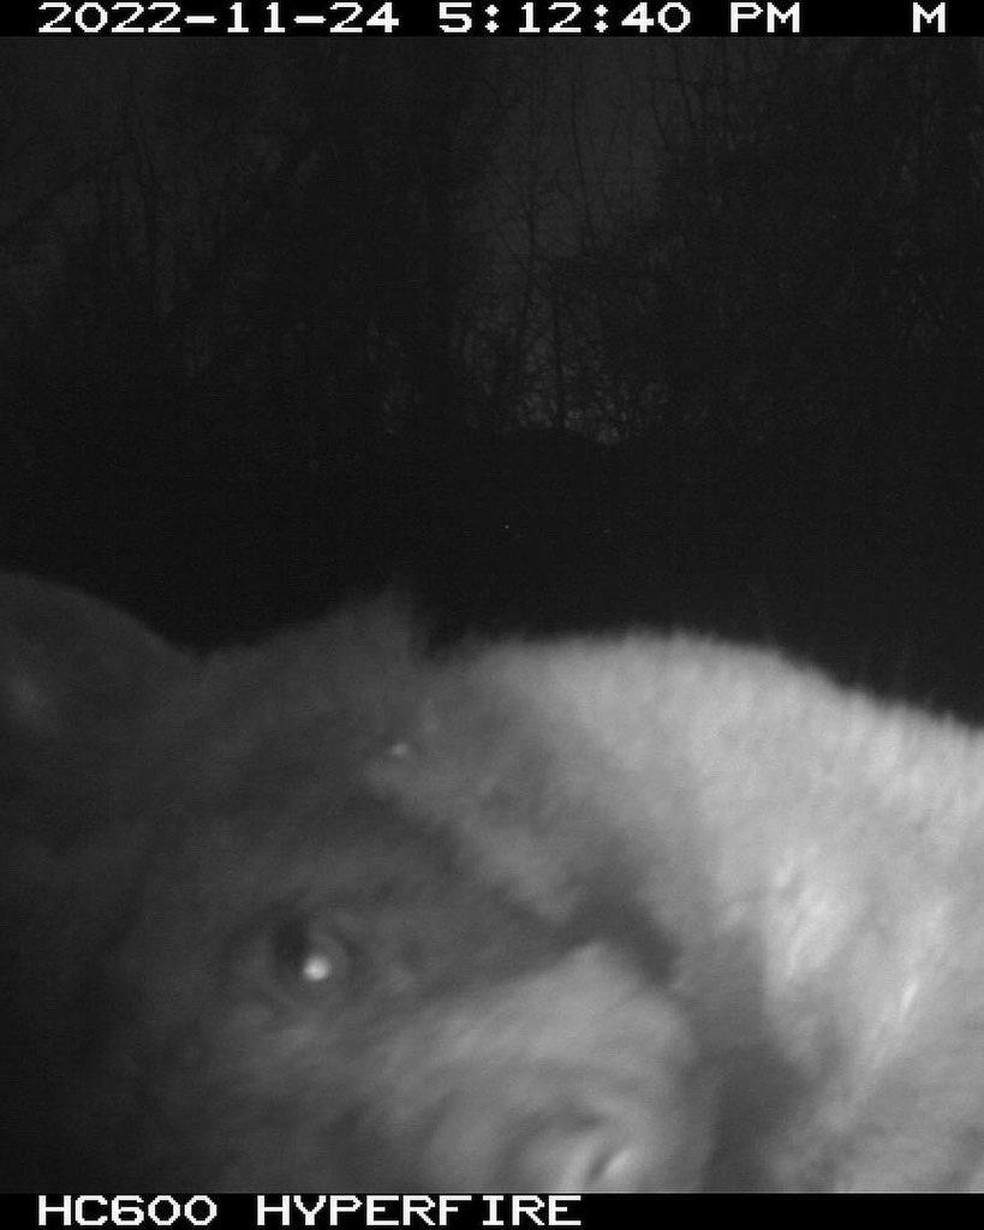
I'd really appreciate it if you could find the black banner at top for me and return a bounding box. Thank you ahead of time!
[8,0,973,38]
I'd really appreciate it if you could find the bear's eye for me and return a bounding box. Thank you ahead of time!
[267,915,353,993]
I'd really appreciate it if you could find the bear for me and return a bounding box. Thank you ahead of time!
[5,571,984,1192]
[0,573,714,1193]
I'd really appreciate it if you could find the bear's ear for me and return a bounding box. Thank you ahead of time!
[0,573,190,838]
[0,572,188,738]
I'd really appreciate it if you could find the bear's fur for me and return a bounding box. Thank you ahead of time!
[4,572,984,1191]
[0,574,710,1193]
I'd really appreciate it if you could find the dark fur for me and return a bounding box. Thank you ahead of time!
[0,577,711,1192]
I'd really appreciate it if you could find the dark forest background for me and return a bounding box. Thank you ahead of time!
[2,39,984,715]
